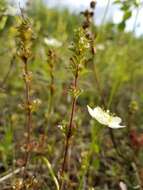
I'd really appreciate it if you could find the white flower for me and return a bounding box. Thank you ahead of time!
[44,37,62,47]
[87,105,126,129]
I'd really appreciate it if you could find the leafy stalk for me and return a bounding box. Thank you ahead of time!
[17,15,33,169]
[60,27,90,189]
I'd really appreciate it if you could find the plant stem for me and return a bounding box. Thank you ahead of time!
[60,68,79,189]
[23,58,32,169]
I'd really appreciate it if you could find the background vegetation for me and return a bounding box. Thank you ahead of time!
[0,0,143,189]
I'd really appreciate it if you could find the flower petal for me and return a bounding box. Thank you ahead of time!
[93,107,109,125]
[87,105,95,117]
[87,106,109,125]
[108,123,126,129]
[108,116,125,128]
[111,116,122,124]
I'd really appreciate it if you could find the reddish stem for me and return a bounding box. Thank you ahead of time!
[60,69,79,189]
[23,59,32,168]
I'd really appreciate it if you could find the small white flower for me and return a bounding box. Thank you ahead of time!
[44,37,62,47]
[87,105,126,129]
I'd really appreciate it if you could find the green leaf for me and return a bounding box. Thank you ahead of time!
[0,15,7,30]
[123,11,132,21]
[41,157,59,190]
[118,21,126,31]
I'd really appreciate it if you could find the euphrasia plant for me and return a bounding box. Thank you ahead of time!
[60,27,90,189]
[16,15,33,169]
